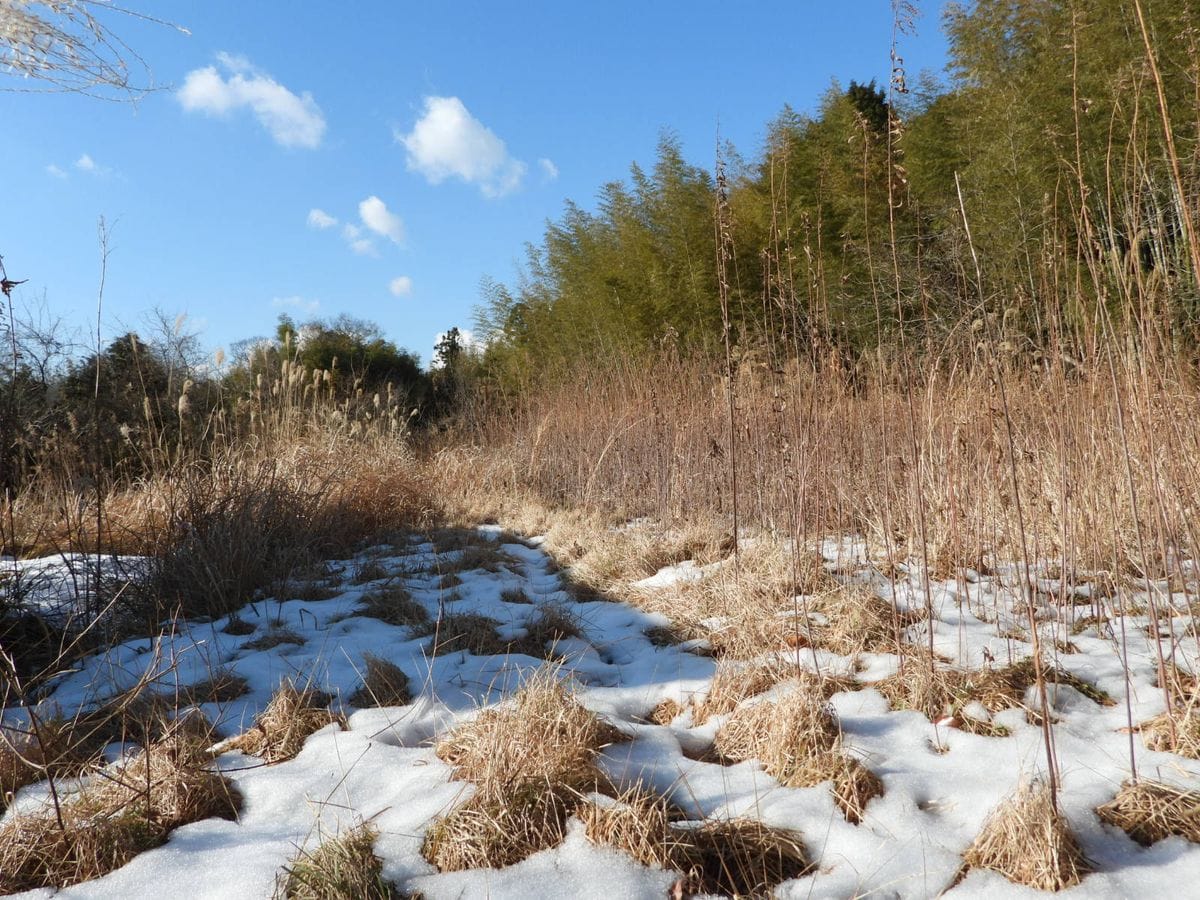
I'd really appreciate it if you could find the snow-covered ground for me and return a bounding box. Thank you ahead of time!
[2,527,1199,898]
[1,553,147,626]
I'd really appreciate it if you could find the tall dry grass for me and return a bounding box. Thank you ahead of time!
[437,345,1200,582]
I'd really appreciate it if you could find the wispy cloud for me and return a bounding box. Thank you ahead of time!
[359,196,405,245]
[397,96,526,198]
[342,223,377,257]
[46,163,67,179]
[67,153,113,176]
[310,197,405,257]
[306,208,337,229]
[272,295,320,314]
[178,53,326,149]
[389,276,413,297]
[538,158,559,182]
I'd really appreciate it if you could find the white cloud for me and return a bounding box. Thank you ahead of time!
[431,328,483,368]
[272,295,320,314]
[397,96,527,197]
[46,164,67,179]
[342,223,377,257]
[389,276,413,297]
[538,158,559,182]
[307,208,337,229]
[359,195,405,245]
[75,154,96,171]
[178,53,326,149]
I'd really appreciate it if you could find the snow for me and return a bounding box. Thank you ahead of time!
[3,528,1200,898]
[0,552,148,626]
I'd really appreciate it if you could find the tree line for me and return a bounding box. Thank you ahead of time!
[474,0,1200,387]
[0,312,437,499]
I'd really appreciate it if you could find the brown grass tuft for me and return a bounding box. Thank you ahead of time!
[580,790,812,897]
[357,585,430,629]
[872,655,1109,726]
[1141,702,1200,759]
[1096,780,1200,845]
[682,817,812,898]
[808,586,922,655]
[222,680,341,763]
[649,699,687,725]
[511,605,583,658]
[0,718,94,810]
[176,668,252,706]
[351,560,391,584]
[453,543,519,574]
[0,726,240,892]
[713,689,882,822]
[872,657,966,720]
[422,783,575,872]
[278,823,392,899]
[242,626,307,652]
[223,616,257,636]
[348,654,411,708]
[500,586,533,604]
[963,781,1088,891]
[577,789,685,866]
[694,659,796,724]
[435,669,621,795]
[425,612,508,657]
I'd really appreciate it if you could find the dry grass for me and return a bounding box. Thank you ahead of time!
[0,725,240,892]
[278,823,393,899]
[437,572,464,590]
[500,586,533,604]
[577,789,689,869]
[424,613,508,657]
[694,659,852,724]
[422,782,576,871]
[1141,689,1200,758]
[348,654,411,708]
[221,680,341,763]
[962,781,1088,891]
[681,818,812,898]
[694,659,794,724]
[453,543,519,574]
[285,580,340,602]
[424,670,626,872]
[973,658,1113,709]
[713,689,883,822]
[579,790,812,897]
[243,626,307,652]
[1096,780,1200,845]
[872,655,1110,725]
[173,669,252,706]
[0,717,94,810]
[872,656,967,720]
[2,673,246,814]
[649,698,687,725]
[351,560,391,584]
[512,604,584,658]
[435,669,621,795]
[223,616,257,636]
[714,691,841,767]
[356,585,430,629]
[807,586,922,656]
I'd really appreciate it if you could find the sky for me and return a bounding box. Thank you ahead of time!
[2,1,952,367]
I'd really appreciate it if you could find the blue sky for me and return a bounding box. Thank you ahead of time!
[2,1,951,366]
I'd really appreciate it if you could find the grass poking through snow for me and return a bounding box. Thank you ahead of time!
[278,823,393,899]
[962,781,1088,891]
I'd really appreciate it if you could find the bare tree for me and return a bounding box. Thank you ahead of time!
[0,0,186,97]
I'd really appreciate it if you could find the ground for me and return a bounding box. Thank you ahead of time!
[2,523,1199,898]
